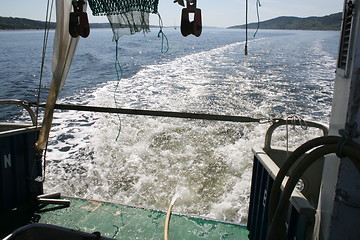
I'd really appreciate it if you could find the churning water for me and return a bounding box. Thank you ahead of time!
[0,28,339,223]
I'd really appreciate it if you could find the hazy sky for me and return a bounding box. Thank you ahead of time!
[0,0,343,28]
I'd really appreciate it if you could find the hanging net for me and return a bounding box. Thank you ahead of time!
[88,0,159,40]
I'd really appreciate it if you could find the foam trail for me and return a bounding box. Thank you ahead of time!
[43,30,339,224]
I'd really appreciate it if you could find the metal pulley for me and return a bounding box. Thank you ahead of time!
[174,0,202,37]
[69,0,90,38]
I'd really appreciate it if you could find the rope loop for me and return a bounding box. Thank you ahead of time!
[286,114,308,130]
[157,13,169,54]
[285,115,308,151]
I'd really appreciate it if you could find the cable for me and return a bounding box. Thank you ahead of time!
[245,0,248,55]
[267,136,341,223]
[32,0,54,188]
[267,141,360,240]
[36,0,54,125]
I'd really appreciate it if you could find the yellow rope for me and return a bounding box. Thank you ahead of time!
[164,199,176,240]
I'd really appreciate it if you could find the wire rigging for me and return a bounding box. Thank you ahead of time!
[36,0,54,125]
[245,0,248,55]
[33,0,55,184]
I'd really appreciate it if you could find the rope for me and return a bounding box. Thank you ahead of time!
[112,225,120,239]
[164,198,176,240]
[114,39,123,141]
[32,0,54,186]
[41,141,49,183]
[157,13,169,54]
[253,0,261,37]
[285,115,308,152]
[112,12,168,140]
[36,0,54,125]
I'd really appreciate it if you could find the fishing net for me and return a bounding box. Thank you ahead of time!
[88,0,159,40]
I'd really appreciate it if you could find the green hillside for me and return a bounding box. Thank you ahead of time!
[228,12,342,31]
[0,16,56,30]
[1,12,342,31]
[0,16,112,30]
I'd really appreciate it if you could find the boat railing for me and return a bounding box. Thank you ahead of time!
[265,118,328,207]
[248,119,329,239]
[264,118,328,153]
[0,99,37,126]
[249,147,317,240]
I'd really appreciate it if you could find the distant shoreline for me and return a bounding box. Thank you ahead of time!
[0,28,340,33]
[1,12,342,31]
[228,12,342,31]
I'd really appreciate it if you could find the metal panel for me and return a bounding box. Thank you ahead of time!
[248,154,314,240]
[0,127,43,213]
[247,156,274,240]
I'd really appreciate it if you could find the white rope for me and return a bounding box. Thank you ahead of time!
[285,115,308,152]
[164,198,177,240]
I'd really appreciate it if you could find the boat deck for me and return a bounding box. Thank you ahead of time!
[1,197,249,239]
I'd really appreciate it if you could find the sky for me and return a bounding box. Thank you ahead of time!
[0,0,344,28]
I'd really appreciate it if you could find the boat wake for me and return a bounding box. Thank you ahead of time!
[44,30,338,223]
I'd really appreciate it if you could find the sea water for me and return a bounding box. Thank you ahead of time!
[0,28,339,223]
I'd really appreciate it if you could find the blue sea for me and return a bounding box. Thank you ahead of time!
[0,28,339,223]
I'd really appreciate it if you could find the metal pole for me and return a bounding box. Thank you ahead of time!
[34,103,262,123]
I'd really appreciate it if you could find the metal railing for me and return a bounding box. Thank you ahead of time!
[0,99,37,126]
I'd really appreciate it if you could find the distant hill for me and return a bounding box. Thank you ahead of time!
[1,13,342,31]
[228,12,342,31]
[0,16,158,30]
[0,16,56,30]
[0,16,112,30]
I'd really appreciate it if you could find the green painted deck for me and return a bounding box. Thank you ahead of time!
[2,197,249,239]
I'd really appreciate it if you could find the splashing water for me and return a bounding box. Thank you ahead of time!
[36,29,339,224]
